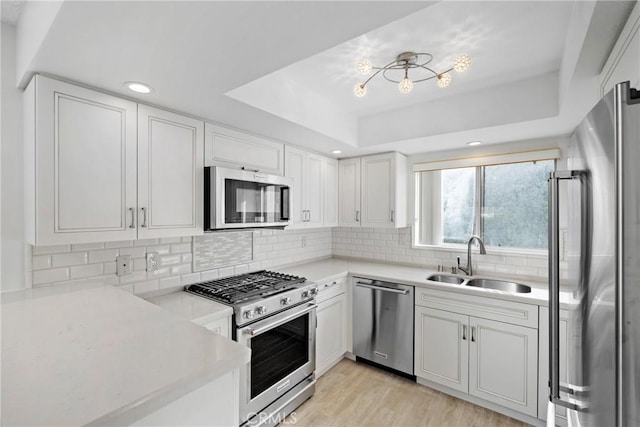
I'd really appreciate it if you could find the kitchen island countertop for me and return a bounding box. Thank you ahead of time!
[1,280,250,426]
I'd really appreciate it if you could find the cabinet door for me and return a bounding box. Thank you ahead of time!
[284,147,306,228]
[137,105,204,239]
[305,153,324,227]
[316,292,347,377]
[338,158,361,226]
[414,306,469,393]
[202,316,231,339]
[204,123,284,175]
[323,158,339,227]
[361,154,394,228]
[469,317,538,417]
[30,75,137,245]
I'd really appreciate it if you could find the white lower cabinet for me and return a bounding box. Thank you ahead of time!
[415,307,469,393]
[316,277,347,377]
[414,289,539,418]
[202,316,231,339]
[468,317,538,416]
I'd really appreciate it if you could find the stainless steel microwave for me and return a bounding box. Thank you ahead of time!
[204,166,292,230]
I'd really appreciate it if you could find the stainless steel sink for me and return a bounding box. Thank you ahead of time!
[426,274,465,285]
[465,278,531,293]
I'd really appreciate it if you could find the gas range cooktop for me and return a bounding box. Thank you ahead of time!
[185,270,319,325]
[185,270,307,305]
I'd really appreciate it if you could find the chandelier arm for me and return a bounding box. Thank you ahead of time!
[410,65,455,83]
[362,57,408,86]
[360,66,387,87]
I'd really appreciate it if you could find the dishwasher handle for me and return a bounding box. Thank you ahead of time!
[355,282,410,295]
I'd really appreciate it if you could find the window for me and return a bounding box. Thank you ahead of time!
[415,159,555,250]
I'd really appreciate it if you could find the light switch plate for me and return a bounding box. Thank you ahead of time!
[116,255,133,276]
[146,252,160,272]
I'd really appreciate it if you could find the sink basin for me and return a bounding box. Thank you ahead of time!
[427,274,465,285]
[466,278,531,293]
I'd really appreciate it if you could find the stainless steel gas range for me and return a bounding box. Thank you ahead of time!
[186,270,318,427]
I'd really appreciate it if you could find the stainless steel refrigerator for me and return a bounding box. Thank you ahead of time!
[548,81,640,426]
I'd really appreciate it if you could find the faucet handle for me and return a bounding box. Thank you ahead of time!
[457,256,461,268]
[451,266,457,274]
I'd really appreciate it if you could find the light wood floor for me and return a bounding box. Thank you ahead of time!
[284,359,530,427]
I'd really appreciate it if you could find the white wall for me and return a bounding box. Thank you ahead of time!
[1,23,29,292]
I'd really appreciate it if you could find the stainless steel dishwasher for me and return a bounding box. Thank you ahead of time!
[353,277,414,376]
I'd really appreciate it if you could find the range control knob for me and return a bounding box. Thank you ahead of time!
[281,297,292,306]
[243,311,255,320]
[310,287,319,296]
[301,291,309,298]
[255,306,267,315]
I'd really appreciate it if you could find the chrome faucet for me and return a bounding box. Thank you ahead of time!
[457,235,487,276]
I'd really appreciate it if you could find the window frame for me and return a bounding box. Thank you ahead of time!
[413,155,557,255]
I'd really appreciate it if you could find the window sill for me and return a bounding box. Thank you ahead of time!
[411,243,548,258]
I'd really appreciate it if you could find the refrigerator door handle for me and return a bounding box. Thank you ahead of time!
[548,170,588,413]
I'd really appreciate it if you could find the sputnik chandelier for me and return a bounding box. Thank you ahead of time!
[354,51,471,97]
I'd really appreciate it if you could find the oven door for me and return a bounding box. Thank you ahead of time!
[236,301,316,424]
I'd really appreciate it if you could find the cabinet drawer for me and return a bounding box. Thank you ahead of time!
[415,288,538,328]
[202,316,231,339]
[316,277,346,303]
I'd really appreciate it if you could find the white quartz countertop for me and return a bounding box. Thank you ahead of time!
[1,281,250,427]
[279,258,574,307]
[145,291,232,326]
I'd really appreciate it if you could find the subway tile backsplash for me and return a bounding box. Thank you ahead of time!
[28,228,332,294]
[28,225,556,293]
[332,226,558,281]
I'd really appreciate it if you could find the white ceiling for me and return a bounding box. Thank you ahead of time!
[10,1,637,158]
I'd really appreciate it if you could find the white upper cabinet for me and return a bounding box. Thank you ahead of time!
[338,158,361,226]
[284,146,326,228]
[323,158,339,227]
[25,75,138,245]
[204,123,284,175]
[137,105,204,239]
[25,75,204,245]
[600,1,640,96]
[339,152,407,228]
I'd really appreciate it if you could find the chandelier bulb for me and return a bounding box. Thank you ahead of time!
[354,83,367,98]
[437,72,452,88]
[357,59,373,76]
[398,77,413,94]
[453,54,471,73]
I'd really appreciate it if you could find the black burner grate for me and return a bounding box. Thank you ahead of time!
[185,270,306,304]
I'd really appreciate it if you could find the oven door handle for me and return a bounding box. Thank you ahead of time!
[244,303,317,337]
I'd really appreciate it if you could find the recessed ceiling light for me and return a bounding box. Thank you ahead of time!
[332,150,342,154]
[125,81,153,94]
[467,141,482,146]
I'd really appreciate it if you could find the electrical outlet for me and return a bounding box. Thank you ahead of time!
[146,252,160,272]
[116,255,133,276]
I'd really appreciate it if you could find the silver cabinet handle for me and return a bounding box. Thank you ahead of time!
[306,210,311,222]
[462,324,467,341]
[548,170,587,411]
[140,207,147,228]
[326,280,338,288]
[471,326,476,342]
[128,208,135,228]
[391,209,395,222]
[356,210,360,222]
[355,282,409,295]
